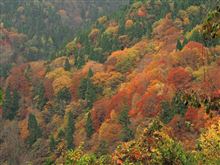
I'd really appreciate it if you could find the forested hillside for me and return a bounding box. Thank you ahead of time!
[0,0,128,76]
[0,0,220,164]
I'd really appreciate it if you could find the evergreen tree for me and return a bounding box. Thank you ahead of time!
[2,87,12,119]
[57,128,65,140]
[2,87,20,120]
[118,105,131,126]
[160,101,173,124]
[10,90,20,120]
[65,112,74,149]
[0,64,12,78]
[49,135,56,151]
[86,112,94,138]
[172,92,188,116]
[78,78,88,100]
[28,113,42,145]
[64,58,71,71]
[76,54,85,69]
[33,82,47,111]
[78,68,96,108]
[85,80,96,109]
[182,37,188,47]
[176,39,183,51]
[85,69,96,108]
[120,126,134,142]
[57,87,72,103]
[118,105,134,142]
[87,68,94,78]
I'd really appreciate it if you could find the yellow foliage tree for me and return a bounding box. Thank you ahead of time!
[88,28,100,41]
[125,19,134,29]
[46,67,72,94]
[104,25,119,36]
[92,71,124,92]
[99,119,122,144]
[52,75,72,95]
[197,120,220,163]
[46,67,71,80]
[97,16,107,24]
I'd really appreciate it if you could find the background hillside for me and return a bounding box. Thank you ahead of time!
[0,0,220,164]
[0,0,128,75]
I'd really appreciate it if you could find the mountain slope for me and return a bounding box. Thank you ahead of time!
[0,0,220,164]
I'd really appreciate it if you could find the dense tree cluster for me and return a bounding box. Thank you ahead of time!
[78,69,97,109]
[2,87,20,120]
[65,112,75,149]
[27,113,42,145]
[0,0,220,164]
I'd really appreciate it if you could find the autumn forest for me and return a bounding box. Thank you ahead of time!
[0,0,220,164]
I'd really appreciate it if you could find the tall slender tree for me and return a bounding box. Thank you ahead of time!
[34,82,47,111]
[86,112,94,138]
[85,80,96,109]
[176,38,183,51]
[49,135,56,151]
[10,90,20,119]
[78,68,96,108]
[64,58,71,71]
[182,37,188,47]
[2,87,11,120]
[65,112,75,149]
[78,78,87,100]
[118,105,134,142]
[28,113,42,145]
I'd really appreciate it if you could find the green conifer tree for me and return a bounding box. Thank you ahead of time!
[28,113,42,145]
[182,37,188,47]
[176,39,183,51]
[87,68,94,78]
[10,90,20,120]
[86,112,94,138]
[118,105,134,142]
[85,80,96,109]
[160,101,173,124]
[34,82,47,111]
[2,87,12,119]
[57,87,72,103]
[76,54,85,69]
[49,135,56,151]
[78,68,96,108]
[65,112,75,149]
[78,78,88,100]
[64,58,71,71]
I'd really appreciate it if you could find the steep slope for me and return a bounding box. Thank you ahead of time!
[0,0,128,62]
[0,0,220,164]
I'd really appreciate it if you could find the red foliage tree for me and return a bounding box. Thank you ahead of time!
[91,98,110,130]
[6,64,31,97]
[167,67,192,90]
[185,107,198,122]
[184,41,204,54]
[136,92,163,117]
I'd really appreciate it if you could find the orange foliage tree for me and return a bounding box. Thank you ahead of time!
[91,98,110,130]
[98,119,122,145]
[6,64,31,97]
[46,67,72,94]
[167,67,192,90]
